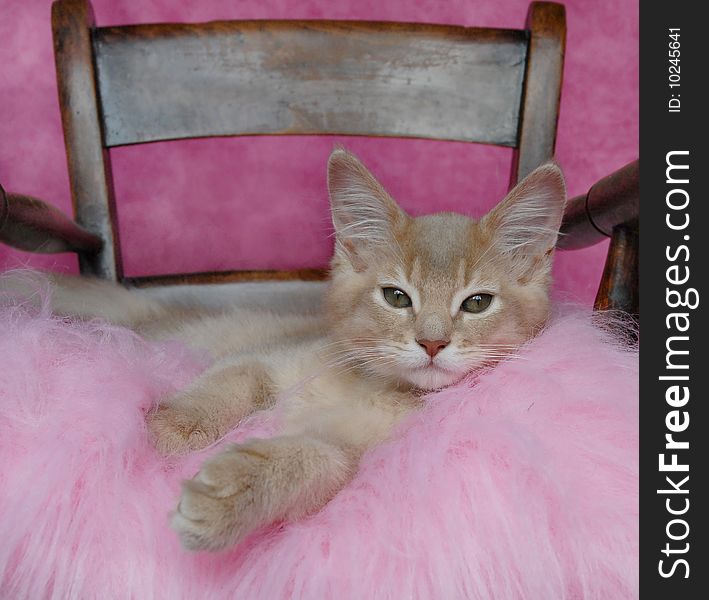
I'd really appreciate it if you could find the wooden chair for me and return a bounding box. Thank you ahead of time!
[0,0,638,314]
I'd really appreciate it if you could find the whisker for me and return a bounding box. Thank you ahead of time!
[324,356,401,378]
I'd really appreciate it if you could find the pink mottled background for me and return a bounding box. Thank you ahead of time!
[0,0,638,305]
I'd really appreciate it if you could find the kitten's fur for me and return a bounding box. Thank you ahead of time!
[37,150,566,551]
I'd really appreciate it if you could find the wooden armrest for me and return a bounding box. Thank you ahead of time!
[0,184,103,254]
[557,159,639,250]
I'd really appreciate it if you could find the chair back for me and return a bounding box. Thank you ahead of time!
[51,0,565,284]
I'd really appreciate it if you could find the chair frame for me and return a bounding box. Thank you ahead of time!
[50,0,565,281]
[0,0,638,314]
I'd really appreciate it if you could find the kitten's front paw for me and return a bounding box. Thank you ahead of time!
[171,436,351,551]
[147,403,221,456]
[171,441,272,551]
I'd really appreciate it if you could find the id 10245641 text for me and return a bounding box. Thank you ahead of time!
[668,29,681,112]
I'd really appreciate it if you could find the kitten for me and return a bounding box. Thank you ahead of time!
[40,149,566,551]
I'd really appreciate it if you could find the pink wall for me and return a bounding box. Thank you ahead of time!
[0,0,638,305]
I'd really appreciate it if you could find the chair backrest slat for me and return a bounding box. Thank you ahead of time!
[94,22,528,148]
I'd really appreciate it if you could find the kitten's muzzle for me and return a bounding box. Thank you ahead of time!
[416,338,449,358]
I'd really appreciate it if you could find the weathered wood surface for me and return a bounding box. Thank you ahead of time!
[0,185,103,254]
[93,21,528,147]
[52,0,122,278]
[123,269,328,287]
[510,1,565,184]
[559,159,639,250]
[594,222,639,316]
[557,158,639,317]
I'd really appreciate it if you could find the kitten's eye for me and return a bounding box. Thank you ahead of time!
[461,293,493,313]
[382,287,412,309]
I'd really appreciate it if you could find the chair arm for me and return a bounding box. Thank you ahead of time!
[0,184,103,254]
[557,159,639,250]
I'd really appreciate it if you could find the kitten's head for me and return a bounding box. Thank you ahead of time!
[324,149,566,391]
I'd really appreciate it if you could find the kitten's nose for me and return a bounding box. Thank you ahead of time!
[416,338,449,358]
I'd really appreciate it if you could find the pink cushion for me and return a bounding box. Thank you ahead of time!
[0,286,637,598]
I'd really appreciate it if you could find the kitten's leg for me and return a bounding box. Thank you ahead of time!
[148,361,273,456]
[172,434,354,551]
[171,399,415,551]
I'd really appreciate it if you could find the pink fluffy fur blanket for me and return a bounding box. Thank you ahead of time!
[0,283,638,599]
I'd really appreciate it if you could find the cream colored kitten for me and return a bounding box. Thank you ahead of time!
[38,149,566,551]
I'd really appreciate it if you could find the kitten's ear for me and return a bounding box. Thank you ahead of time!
[483,162,566,267]
[327,148,408,269]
